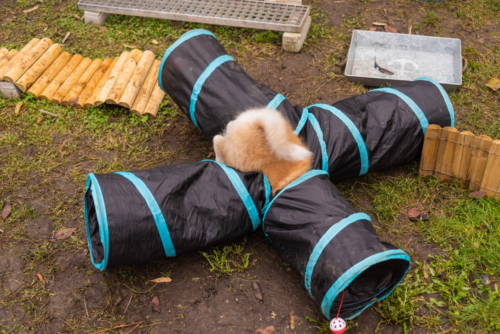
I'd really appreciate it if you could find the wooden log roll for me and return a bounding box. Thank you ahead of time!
[50,58,92,104]
[28,52,72,98]
[106,49,143,105]
[452,131,475,186]
[119,50,155,109]
[2,38,53,83]
[39,54,83,101]
[143,81,165,118]
[75,58,114,109]
[62,58,103,107]
[0,49,19,70]
[0,47,8,59]
[15,44,62,92]
[131,60,160,115]
[419,124,442,177]
[467,135,493,191]
[433,127,459,182]
[94,52,131,106]
[480,140,500,197]
[83,57,119,108]
[0,38,40,78]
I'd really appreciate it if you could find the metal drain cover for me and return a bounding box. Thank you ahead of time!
[78,0,310,33]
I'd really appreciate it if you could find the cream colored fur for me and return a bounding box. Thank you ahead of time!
[213,108,313,194]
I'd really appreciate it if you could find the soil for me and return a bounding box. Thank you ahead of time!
[1,0,498,333]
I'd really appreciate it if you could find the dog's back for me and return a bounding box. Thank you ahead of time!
[213,108,312,194]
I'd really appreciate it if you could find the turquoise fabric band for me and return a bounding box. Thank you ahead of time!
[370,87,430,134]
[307,113,328,172]
[309,104,369,175]
[84,173,110,271]
[115,172,176,257]
[414,77,455,127]
[266,93,286,110]
[190,55,234,129]
[203,160,261,231]
[321,249,411,319]
[304,212,372,299]
[158,29,216,92]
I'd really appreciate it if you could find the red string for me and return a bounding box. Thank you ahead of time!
[336,290,344,319]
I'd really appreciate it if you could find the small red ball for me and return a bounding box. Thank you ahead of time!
[330,317,346,334]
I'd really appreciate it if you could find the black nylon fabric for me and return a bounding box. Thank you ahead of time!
[160,30,453,178]
[263,172,409,318]
[160,32,300,140]
[85,161,265,269]
[85,166,409,319]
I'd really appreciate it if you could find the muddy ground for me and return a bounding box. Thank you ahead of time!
[1,0,499,333]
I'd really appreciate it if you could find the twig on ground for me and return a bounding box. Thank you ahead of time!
[89,321,143,334]
[84,296,89,318]
[123,295,133,314]
[125,322,143,334]
[40,109,59,117]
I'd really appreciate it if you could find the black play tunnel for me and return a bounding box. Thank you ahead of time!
[159,29,455,181]
[84,29,457,320]
[84,162,409,320]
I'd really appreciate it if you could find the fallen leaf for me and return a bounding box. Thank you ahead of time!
[98,26,108,31]
[253,281,263,302]
[477,38,485,43]
[62,32,71,44]
[372,22,386,26]
[37,116,43,124]
[37,274,43,282]
[55,227,77,239]
[26,281,36,288]
[151,39,159,45]
[384,24,398,33]
[290,311,295,330]
[15,101,23,115]
[150,277,172,283]
[423,262,429,279]
[408,208,430,221]
[255,326,275,334]
[207,152,215,159]
[468,191,486,199]
[2,201,11,220]
[23,5,39,13]
[43,27,48,32]
[73,14,82,20]
[124,44,137,48]
[485,78,500,91]
[151,296,160,312]
[408,208,420,219]
[369,27,377,31]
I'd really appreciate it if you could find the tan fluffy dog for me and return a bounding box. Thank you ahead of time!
[213,108,312,195]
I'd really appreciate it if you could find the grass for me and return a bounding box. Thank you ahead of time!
[371,172,500,332]
[1,0,500,333]
[199,239,252,277]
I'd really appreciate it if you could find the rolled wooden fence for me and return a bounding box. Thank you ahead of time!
[420,125,500,199]
[0,38,164,117]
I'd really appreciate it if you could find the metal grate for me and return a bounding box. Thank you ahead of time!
[78,0,310,33]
